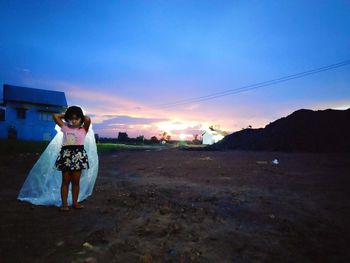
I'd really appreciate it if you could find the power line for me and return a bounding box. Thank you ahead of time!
[157,59,350,109]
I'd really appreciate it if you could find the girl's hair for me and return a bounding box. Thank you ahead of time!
[64,106,84,125]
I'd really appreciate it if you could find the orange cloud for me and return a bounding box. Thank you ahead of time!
[60,83,286,138]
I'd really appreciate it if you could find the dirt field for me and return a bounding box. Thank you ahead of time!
[1,149,350,263]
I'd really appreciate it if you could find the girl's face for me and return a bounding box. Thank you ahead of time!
[68,114,82,127]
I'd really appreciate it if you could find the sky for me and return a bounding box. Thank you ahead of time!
[0,0,350,139]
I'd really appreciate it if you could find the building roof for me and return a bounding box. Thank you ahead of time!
[202,128,227,136]
[204,125,227,136]
[3,84,67,107]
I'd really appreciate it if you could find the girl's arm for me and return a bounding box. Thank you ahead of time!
[53,113,65,127]
[83,116,91,133]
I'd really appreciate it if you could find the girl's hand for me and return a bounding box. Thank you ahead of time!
[83,116,91,133]
[53,113,65,127]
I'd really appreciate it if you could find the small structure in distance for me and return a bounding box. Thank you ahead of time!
[202,125,228,145]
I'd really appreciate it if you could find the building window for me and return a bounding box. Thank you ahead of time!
[39,112,53,121]
[16,108,27,119]
[0,108,5,121]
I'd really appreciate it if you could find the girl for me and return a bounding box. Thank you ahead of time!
[53,106,91,211]
[17,106,99,211]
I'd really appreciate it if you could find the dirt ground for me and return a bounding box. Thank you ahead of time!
[1,149,350,263]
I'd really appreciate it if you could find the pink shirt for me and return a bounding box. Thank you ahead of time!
[61,124,87,146]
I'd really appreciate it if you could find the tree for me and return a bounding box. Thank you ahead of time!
[150,136,159,143]
[242,125,252,130]
[159,131,172,141]
[117,132,129,142]
[136,135,144,144]
[159,131,167,141]
[192,134,202,145]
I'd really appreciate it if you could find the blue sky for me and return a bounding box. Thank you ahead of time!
[1,0,349,139]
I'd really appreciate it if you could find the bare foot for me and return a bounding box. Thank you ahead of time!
[59,205,70,212]
[73,203,84,209]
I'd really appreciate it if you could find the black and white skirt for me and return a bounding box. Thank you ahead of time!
[55,145,90,172]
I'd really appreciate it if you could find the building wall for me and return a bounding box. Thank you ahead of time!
[202,132,215,145]
[0,102,64,141]
[202,132,224,145]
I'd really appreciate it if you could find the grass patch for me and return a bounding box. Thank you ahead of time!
[0,139,133,155]
[0,140,164,155]
[97,143,160,152]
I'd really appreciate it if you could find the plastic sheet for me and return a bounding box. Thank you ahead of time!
[17,124,99,207]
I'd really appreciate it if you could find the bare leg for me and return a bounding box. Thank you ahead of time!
[60,171,71,210]
[71,170,84,209]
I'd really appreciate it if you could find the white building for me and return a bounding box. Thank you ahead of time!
[202,126,227,145]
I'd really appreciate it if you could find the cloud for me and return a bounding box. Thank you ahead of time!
[92,115,170,137]
[91,115,209,139]
[99,115,168,125]
[169,125,205,136]
[22,77,344,139]
[309,99,350,111]
[184,103,201,110]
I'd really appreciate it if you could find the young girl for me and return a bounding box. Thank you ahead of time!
[53,106,90,211]
[17,106,99,211]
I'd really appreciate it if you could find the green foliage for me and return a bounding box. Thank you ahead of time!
[0,139,198,155]
[96,143,157,152]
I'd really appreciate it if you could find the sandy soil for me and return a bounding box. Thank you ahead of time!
[1,149,350,263]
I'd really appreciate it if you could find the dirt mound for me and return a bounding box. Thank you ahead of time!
[212,108,350,152]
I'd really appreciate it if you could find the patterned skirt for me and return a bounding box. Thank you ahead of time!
[55,145,89,172]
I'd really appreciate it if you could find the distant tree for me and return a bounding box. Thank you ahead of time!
[136,135,144,144]
[159,131,167,141]
[242,125,252,130]
[159,131,172,141]
[150,136,159,143]
[192,134,202,144]
[117,132,129,142]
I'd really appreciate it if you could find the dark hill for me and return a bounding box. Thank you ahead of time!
[211,108,350,152]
